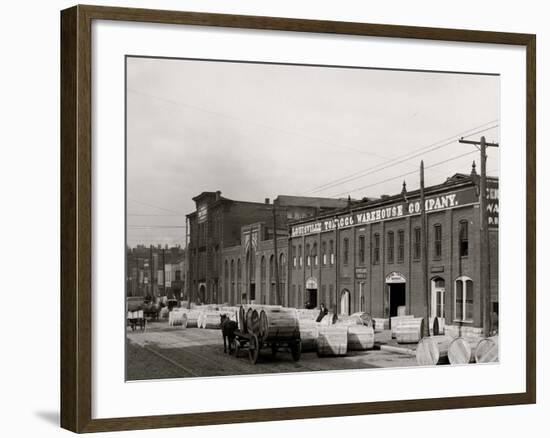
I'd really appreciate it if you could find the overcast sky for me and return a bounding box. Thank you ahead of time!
[126,57,499,247]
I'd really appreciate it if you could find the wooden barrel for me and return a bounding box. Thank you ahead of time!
[475,336,499,363]
[201,311,221,329]
[416,335,453,366]
[373,318,389,332]
[448,337,478,364]
[184,310,200,328]
[390,315,415,336]
[168,311,188,328]
[296,308,320,321]
[335,314,363,327]
[347,325,375,350]
[249,309,260,335]
[317,326,348,356]
[298,319,319,351]
[350,312,374,328]
[394,317,424,344]
[259,308,298,340]
[319,313,334,326]
[397,306,407,316]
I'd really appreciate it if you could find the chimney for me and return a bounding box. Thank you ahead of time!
[265,198,270,204]
[215,190,221,200]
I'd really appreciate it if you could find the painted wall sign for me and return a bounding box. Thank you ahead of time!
[197,203,208,223]
[487,180,499,228]
[291,187,480,237]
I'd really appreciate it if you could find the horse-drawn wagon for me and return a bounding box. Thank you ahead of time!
[231,306,301,364]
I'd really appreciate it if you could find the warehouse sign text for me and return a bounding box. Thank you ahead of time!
[291,188,479,237]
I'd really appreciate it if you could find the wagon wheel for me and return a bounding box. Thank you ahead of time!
[249,334,260,364]
[230,338,238,356]
[235,340,241,358]
[291,339,302,362]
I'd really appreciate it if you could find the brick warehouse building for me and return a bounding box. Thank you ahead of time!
[287,167,498,332]
[186,192,350,304]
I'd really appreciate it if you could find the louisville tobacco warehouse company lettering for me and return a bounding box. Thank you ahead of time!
[291,188,479,237]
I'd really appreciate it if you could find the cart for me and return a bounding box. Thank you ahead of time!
[232,328,301,364]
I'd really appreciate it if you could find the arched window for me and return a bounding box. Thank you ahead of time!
[373,233,380,264]
[397,230,405,263]
[237,258,242,282]
[322,241,327,266]
[260,256,266,304]
[343,238,350,265]
[459,220,469,257]
[298,245,303,267]
[387,231,394,263]
[358,235,365,264]
[455,276,474,322]
[329,240,335,265]
[305,243,311,267]
[433,224,442,259]
[269,254,274,281]
[312,242,318,266]
[279,253,286,280]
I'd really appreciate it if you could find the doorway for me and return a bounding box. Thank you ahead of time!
[198,284,206,304]
[306,289,318,309]
[388,283,406,317]
[431,277,445,318]
[340,289,351,316]
[250,283,256,302]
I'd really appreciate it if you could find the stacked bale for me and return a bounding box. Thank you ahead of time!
[159,307,169,320]
[347,325,375,350]
[199,311,222,329]
[298,319,319,351]
[350,312,374,328]
[296,308,320,321]
[317,326,348,356]
[373,318,389,332]
[168,310,188,327]
[394,317,424,344]
[319,313,335,326]
[185,309,201,328]
[335,314,363,327]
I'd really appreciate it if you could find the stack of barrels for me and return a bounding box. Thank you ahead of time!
[297,319,319,351]
[417,335,499,366]
[197,310,222,329]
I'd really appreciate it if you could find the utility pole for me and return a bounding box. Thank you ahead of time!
[420,160,430,338]
[272,203,281,305]
[162,247,166,298]
[149,245,154,298]
[459,136,499,337]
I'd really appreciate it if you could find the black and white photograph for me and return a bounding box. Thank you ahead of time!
[125,56,500,380]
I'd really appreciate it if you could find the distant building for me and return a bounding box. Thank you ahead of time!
[126,245,186,299]
[186,191,349,304]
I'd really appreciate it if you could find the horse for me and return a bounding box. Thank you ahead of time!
[220,314,238,354]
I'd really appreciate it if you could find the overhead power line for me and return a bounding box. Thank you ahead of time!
[127,198,185,215]
[330,149,478,198]
[302,121,499,196]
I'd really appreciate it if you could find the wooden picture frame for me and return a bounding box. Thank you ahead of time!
[60,4,536,433]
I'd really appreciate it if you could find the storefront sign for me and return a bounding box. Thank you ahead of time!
[291,187,479,237]
[487,181,499,228]
[355,267,368,279]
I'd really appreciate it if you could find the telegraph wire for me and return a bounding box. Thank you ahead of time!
[304,124,498,196]
[330,150,478,198]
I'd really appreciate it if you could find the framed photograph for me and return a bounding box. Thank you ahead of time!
[60,4,536,433]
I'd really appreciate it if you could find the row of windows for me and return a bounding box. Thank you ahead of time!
[291,220,470,267]
[223,253,287,283]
